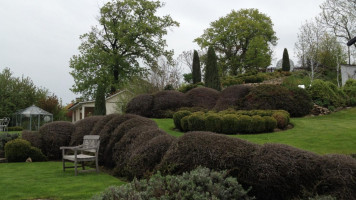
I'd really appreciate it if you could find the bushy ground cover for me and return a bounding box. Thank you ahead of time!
[154,107,356,155]
[0,162,125,200]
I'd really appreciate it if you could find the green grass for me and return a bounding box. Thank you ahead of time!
[154,107,356,155]
[0,162,125,200]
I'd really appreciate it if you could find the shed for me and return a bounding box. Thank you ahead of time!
[14,105,53,131]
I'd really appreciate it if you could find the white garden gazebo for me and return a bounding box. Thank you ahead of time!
[14,105,53,131]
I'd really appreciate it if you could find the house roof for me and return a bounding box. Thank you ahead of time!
[68,90,132,111]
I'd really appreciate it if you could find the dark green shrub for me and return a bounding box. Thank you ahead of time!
[94,83,106,115]
[214,84,252,111]
[151,90,186,118]
[239,84,312,117]
[21,131,42,149]
[93,167,254,200]
[5,138,46,162]
[178,82,204,93]
[7,126,23,131]
[244,143,323,200]
[112,125,165,177]
[185,87,219,109]
[205,46,221,91]
[343,79,356,106]
[249,115,265,133]
[263,116,277,132]
[39,121,75,160]
[180,116,190,132]
[124,134,175,179]
[272,111,289,129]
[125,94,154,117]
[221,114,239,134]
[158,131,259,176]
[205,113,222,133]
[97,114,138,165]
[192,50,201,84]
[0,132,19,157]
[187,112,206,131]
[103,116,157,168]
[173,110,192,131]
[307,80,345,108]
[70,116,104,146]
[236,115,252,133]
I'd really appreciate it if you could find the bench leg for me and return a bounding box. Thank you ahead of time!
[75,159,78,176]
[62,159,65,171]
[82,162,85,170]
[96,158,99,173]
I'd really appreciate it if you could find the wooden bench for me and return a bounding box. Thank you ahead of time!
[60,135,100,176]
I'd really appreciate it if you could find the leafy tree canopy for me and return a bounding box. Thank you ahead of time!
[0,68,48,118]
[195,8,277,76]
[70,0,179,99]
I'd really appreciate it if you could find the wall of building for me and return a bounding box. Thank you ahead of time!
[341,65,356,86]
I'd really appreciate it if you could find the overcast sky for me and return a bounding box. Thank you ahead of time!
[0,0,325,104]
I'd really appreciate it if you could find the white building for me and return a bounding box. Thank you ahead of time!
[68,90,133,123]
[341,64,356,86]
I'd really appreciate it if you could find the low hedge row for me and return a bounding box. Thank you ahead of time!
[174,109,289,134]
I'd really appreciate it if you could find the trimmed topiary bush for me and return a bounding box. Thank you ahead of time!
[236,115,252,133]
[5,138,46,162]
[89,114,117,136]
[272,111,289,129]
[263,116,277,132]
[125,134,176,179]
[125,94,154,117]
[187,112,206,131]
[239,84,312,117]
[93,166,254,200]
[180,116,190,132]
[112,127,166,178]
[151,90,186,118]
[214,85,252,111]
[185,87,219,109]
[70,116,104,146]
[205,113,222,133]
[158,131,259,175]
[220,114,239,134]
[21,131,42,149]
[249,115,265,133]
[103,116,158,168]
[173,110,192,131]
[39,121,74,160]
[0,132,20,157]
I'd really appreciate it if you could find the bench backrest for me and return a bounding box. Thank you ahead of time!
[83,135,100,153]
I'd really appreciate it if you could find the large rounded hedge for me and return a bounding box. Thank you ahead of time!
[151,90,186,118]
[39,121,74,160]
[185,87,219,109]
[214,84,252,111]
[239,84,312,117]
[157,131,259,175]
[125,94,154,117]
[5,139,46,162]
[21,131,42,149]
[70,116,104,146]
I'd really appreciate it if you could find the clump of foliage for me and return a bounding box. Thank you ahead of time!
[239,84,313,117]
[151,90,186,118]
[39,121,75,160]
[94,84,106,116]
[7,126,23,131]
[175,109,286,134]
[93,166,254,200]
[205,46,221,91]
[214,84,252,111]
[21,131,42,149]
[178,82,204,93]
[343,79,356,106]
[0,132,19,157]
[70,116,104,146]
[5,138,46,162]
[307,79,347,109]
[125,134,175,179]
[185,87,219,109]
[124,94,154,117]
[221,72,267,87]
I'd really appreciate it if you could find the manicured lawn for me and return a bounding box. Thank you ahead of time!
[153,107,356,155]
[0,162,125,200]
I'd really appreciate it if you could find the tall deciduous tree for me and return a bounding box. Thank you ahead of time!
[70,0,179,99]
[318,0,356,63]
[192,50,201,83]
[282,48,291,72]
[0,68,48,118]
[205,46,221,91]
[195,8,277,76]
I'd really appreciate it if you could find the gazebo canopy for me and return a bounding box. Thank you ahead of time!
[16,105,53,116]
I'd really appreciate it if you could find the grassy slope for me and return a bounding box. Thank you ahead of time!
[153,107,356,155]
[0,162,124,200]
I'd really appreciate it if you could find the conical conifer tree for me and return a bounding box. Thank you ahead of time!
[94,83,106,115]
[192,50,201,84]
[205,46,221,91]
[282,48,291,72]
